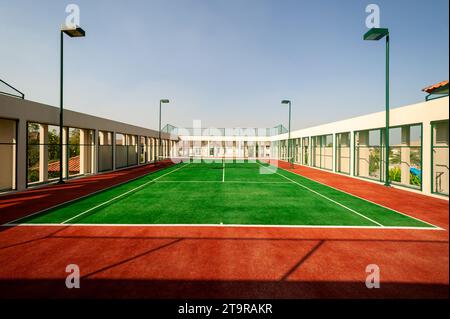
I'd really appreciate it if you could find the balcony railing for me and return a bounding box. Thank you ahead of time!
[0,78,25,99]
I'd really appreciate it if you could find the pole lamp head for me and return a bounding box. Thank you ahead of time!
[363,28,388,41]
[61,25,86,37]
[160,99,170,104]
[281,100,291,105]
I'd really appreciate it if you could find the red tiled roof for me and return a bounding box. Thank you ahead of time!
[48,156,80,173]
[422,80,449,93]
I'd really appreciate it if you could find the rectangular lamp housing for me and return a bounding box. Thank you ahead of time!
[363,28,389,40]
[62,25,86,37]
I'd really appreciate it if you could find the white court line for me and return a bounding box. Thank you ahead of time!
[222,161,225,182]
[5,161,442,231]
[60,162,191,224]
[276,161,442,230]
[2,163,181,226]
[257,163,384,227]
[2,223,440,230]
[154,180,291,184]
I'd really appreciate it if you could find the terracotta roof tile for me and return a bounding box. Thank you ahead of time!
[48,155,80,173]
[422,80,449,93]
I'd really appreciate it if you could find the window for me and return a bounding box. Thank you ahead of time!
[27,123,61,185]
[0,118,17,191]
[67,127,94,177]
[432,120,449,195]
[99,131,113,172]
[302,137,309,165]
[336,132,350,174]
[127,135,138,166]
[115,134,138,168]
[140,136,147,164]
[312,134,333,170]
[293,139,301,163]
[388,124,422,189]
[354,129,385,181]
[115,133,127,169]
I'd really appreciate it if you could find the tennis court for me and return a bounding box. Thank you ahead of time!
[7,159,439,228]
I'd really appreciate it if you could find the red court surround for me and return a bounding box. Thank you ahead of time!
[0,160,448,298]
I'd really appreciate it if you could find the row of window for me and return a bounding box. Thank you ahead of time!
[1,119,448,196]
[175,141,272,158]
[277,121,449,196]
[0,120,173,191]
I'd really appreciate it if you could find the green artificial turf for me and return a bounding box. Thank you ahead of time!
[14,160,435,228]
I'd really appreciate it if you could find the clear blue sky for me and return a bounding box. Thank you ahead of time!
[0,0,448,130]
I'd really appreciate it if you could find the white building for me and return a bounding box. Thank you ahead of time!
[0,82,448,198]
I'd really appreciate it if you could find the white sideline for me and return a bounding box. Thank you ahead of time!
[155,181,291,184]
[4,161,442,230]
[2,162,181,226]
[257,162,385,227]
[2,223,440,230]
[276,161,442,230]
[60,162,191,224]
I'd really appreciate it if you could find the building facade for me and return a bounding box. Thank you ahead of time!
[0,93,448,198]
[171,97,449,198]
[0,94,177,192]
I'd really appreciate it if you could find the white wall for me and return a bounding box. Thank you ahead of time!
[175,97,449,198]
[1,93,448,197]
[0,94,177,191]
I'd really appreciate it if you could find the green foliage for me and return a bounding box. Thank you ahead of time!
[27,169,39,183]
[389,148,400,164]
[27,146,39,171]
[410,148,421,167]
[48,129,60,161]
[410,172,421,186]
[48,171,60,179]
[369,148,380,174]
[26,126,84,183]
[27,124,41,174]
[389,167,422,187]
[389,167,401,182]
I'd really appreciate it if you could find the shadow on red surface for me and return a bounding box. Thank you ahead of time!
[0,161,175,227]
[0,278,447,299]
[0,225,448,299]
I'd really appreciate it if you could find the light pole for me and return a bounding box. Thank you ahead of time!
[159,99,170,162]
[281,100,293,168]
[363,27,390,186]
[58,25,86,184]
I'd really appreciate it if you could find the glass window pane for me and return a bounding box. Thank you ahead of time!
[432,121,449,195]
[388,124,422,189]
[0,118,17,191]
[355,129,382,181]
[336,132,350,174]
